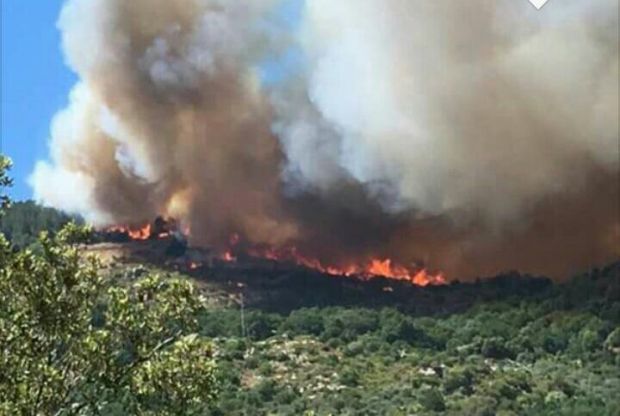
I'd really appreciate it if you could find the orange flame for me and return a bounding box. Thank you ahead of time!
[103,222,446,287]
[365,259,446,286]
[106,224,151,240]
[105,223,172,241]
[218,238,446,287]
[221,251,237,262]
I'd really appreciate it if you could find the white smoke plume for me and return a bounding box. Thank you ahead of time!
[31,0,619,279]
[280,0,618,219]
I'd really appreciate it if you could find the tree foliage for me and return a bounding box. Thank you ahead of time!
[0,227,218,415]
[1,157,618,415]
[0,156,13,214]
[0,158,218,415]
[201,265,620,415]
[0,200,81,248]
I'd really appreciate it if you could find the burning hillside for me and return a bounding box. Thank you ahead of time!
[103,217,177,241]
[220,242,446,286]
[100,220,445,286]
[32,0,619,281]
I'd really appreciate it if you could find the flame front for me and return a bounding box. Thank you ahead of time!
[219,239,446,287]
[104,220,173,241]
[107,224,152,240]
[102,222,446,287]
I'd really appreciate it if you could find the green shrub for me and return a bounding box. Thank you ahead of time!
[481,337,515,359]
[420,388,446,412]
[281,308,325,336]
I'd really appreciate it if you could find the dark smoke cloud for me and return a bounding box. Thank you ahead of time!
[31,0,619,280]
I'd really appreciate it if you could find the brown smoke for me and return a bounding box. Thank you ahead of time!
[31,0,619,280]
[32,0,299,250]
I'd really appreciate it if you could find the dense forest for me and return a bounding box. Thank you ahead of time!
[0,200,80,248]
[198,263,619,415]
[1,157,619,415]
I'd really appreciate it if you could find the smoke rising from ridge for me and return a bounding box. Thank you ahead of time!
[31,0,619,279]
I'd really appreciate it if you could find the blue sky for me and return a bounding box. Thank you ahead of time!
[2,0,77,200]
[1,0,303,201]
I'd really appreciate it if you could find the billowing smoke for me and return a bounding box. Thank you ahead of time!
[32,0,300,248]
[31,0,619,280]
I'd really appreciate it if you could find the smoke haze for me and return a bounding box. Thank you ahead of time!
[31,0,619,279]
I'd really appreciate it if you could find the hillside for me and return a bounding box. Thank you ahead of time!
[0,200,81,248]
[101,252,620,416]
[2,199,618,414]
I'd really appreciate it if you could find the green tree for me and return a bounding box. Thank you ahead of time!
[1,201,80,248]
[281,308,324,336]
[420,387,446,412]
[0,156,13,214]
[604,327,620,352]
[0,158,218,415]
[481,337,515,359]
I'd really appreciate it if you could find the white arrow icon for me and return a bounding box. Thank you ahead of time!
[528,0,550,10]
